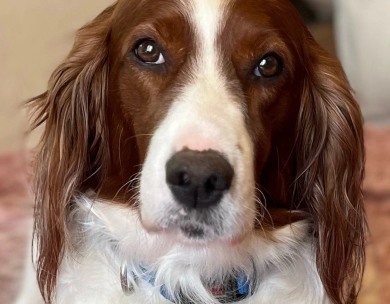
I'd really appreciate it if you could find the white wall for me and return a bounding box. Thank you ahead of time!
[0,0,115,152]
[334,0,390,123]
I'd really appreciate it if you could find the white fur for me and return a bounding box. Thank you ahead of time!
[52,196,329,304]
[16,197,329,304]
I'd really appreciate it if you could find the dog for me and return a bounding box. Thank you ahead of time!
[16,0,366,303]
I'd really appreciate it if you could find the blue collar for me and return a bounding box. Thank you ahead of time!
[120,263,256,303]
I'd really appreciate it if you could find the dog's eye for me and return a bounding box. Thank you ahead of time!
[254,54,283,78]
[134,39,165,64]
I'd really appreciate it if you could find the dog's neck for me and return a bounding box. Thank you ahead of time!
[120,261,257,303]
[67,195,313,303]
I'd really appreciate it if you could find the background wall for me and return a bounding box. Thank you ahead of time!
[334,0,390,123]
[0,0,115,152]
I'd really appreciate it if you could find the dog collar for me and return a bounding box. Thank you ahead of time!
[120,262,256,303]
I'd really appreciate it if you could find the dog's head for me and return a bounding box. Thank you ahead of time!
[30,0,365,303]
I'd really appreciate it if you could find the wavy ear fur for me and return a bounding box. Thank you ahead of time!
[28,5,116,303]
[295,40,366,304]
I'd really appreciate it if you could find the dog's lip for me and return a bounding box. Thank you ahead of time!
[141,222,165,233]
[174,231,248,248]
[179,223,205,238]
[141,221,248,248]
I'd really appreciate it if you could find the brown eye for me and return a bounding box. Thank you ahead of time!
[254,54,282,78]
[134,39,165,64]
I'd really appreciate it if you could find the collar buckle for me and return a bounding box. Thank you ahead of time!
[120,262,135,296]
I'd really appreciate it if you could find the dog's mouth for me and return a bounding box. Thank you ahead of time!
[165,217,219,243]
[139,194,254,246]
[180,223,206,238]
[164,207,225,241]
[141,213,249,248]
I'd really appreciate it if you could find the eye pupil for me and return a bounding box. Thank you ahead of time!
[256,54,282,78]
[135,40,164,64]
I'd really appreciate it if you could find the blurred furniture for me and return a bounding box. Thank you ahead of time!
[291,0,332,23]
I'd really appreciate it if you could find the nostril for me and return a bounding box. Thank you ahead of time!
[166,169,191,187]
[205,173,232,192]
[205,175,218,192]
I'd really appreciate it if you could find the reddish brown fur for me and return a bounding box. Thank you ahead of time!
[28,0,365,303]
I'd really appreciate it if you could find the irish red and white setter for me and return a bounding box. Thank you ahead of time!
[16,0,366,303]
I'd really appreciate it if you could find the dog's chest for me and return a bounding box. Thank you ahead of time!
[58,205,326,303]
[56,244,328,304]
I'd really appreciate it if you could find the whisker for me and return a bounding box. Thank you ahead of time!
[125,133,154,141]
[254,187,274,228]
[112,171,142,201]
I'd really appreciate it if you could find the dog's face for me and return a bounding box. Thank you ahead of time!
[31,0,365,303]
[106,0,304,244]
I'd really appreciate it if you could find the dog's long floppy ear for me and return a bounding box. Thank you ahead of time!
[295,41,366,304]
[28,5,116,303]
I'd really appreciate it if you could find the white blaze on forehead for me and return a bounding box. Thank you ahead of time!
[187,0,229,71]
[183,0,234,83]
[175,0,239,138]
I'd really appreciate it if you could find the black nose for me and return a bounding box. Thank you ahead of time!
[166,149,234,209]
